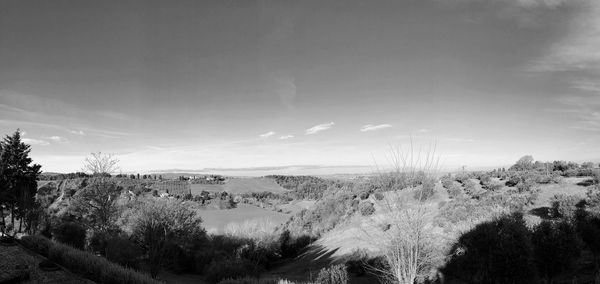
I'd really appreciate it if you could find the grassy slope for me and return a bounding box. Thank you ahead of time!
[315,178,593,259]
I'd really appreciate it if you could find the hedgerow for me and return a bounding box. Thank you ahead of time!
[19,235,158,284]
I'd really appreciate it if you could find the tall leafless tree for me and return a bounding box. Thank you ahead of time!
[82,152,119,175]
[364,141,444,284]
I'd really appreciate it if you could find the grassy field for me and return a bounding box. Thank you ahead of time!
[195,204,290,233]
[190,177,288,195]
[534,177,590,206]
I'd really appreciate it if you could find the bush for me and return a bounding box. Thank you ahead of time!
[88,230,110,253]
[315,264,348,284]
[516,179,536,192]
[447,184,462,199]
[442,213,538,283]
[218,277,279,284]
[505,175,520,187]
[532,221,580,280]
[488,180,503,191]
[478,174,491,188]
[577,179,596,187]
[20,235,158,284]
[441,176,454,189]
[576,211,600,262]
[341,249,370,276]
[205,258,261,284]
[52,221,86,249]
[358,191,369,200]
[374,192,384,200]
[105,236,143,269]
[550,194,582,221]
[20,235,52,256]
[358,202,375,216]
[413,178,436,201]
[279,230,313,259]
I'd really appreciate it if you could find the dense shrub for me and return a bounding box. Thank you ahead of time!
[550,194,582,221]
[20,235,159,284]
[478,174,491,188]
[279,230,313,258]
[267,175,331,199]
[374,192,384,200]
[578,179,596,187]
[454,173,471,185]
[88,230,111,253]
[105,236,143,269]
[516,178,536,193]
[205,258,261,284]
[224,219,281,268]
[447,184,463,199]
[413,178,436,201]
[285,192,356,236]
[441,176,454,189]
[532,221,580,281]
[358,191,369,200]
[19,235,52,256]
[484,180,503,191]
[218,277,280,284]
[358,201,375,216]
[463,179,483,198]
[442,213,538,283]
[131,198,206,278]
[505,175,520,187]
[315,264,348,284]
[575,208,600,264]
[341,249,371,276]
[52,221,86,249]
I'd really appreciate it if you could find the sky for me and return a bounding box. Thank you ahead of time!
[1,0,599,173]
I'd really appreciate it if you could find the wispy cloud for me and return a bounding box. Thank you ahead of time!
[528,1,600,72]
[259,131,276,138]
[22,138,50,146]
[68,129,86,136]
[417,128,428,133]
[555,94,600,131]
[279,135,294,140]
[360,124,392,132]
[46,136,68,143]
[571,80,600,93]
[306,122,334,135]
[438,0,577,28]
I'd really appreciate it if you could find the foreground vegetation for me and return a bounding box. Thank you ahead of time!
[2,128,600,283]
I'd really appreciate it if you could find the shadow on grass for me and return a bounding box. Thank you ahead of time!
[269,244,340,280]
[529,206,551,220]
[267,244,379,284]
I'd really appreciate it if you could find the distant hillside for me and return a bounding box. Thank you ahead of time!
[190,177,289,195]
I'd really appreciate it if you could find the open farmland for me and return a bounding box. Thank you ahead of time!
[195,203,290,233]
[190,177,288,195]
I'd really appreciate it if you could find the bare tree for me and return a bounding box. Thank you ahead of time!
[82,152,119,175]
[364,141,444,284]
[131,199,204,278]
[70,179,122,233]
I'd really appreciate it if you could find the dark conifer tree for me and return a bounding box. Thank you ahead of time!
[0,130,42,233]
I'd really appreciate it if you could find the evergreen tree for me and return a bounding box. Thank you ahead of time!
[0,130,42,233]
